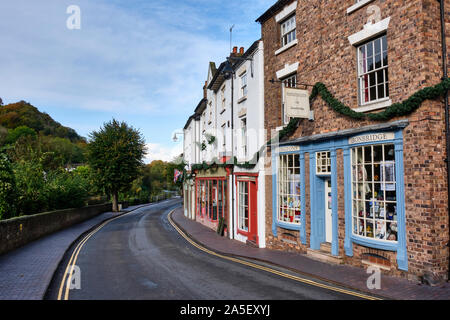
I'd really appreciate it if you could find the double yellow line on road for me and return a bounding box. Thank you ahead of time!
[57,205,381,301]
[57,209,140,300]
[168,210,382,301]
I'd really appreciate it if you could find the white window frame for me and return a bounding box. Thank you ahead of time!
[316,151,331,175]
[221,85,226,111]
[221,123,226,149]
[240,72,248,98]
[281,14,296,47]
[351,143,398,243]
[208,101,213,124]
[237,180,249,232]
[241,118,247,157]
[277,153,301,225]
[357,34,389,107]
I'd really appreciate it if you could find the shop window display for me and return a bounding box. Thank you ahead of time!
[278,154,301,224]
[351,144,397,241]
[238,181,249,232]
[196,178,227,223]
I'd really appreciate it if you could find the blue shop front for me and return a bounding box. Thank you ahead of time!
[271,120,409,271]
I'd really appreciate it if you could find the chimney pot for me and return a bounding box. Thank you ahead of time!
[239,47,244,54]
[233,46,238,53]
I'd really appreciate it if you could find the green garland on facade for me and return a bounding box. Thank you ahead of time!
[182,78,449,179]
[310,78,450,121]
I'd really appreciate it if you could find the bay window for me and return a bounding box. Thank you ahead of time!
[351,143,397,242]
[277,153,301,224]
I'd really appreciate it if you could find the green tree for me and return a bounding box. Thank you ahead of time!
[87,119,146,212]
[0,152,18,219]
[13,158,46,215]
[0,126,8,146]
[43,169,89,210]
[5,125,37,145]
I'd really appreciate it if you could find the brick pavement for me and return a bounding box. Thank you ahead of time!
[171,207,450,300]
[0,204,148,300]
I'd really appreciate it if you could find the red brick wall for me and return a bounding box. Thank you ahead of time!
[261,0,450,281]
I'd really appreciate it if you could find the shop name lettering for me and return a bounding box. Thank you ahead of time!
[179,304,271,317]
[349,133,394,145]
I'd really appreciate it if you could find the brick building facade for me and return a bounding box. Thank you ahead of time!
[257,0,450,282]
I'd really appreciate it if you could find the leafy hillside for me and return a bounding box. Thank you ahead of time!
[0,101,85,142]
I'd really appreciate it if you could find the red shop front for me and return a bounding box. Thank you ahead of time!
[195,171,229,232]
[235,173,259,246]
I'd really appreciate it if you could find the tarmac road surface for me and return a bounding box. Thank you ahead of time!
[45,199,365,300]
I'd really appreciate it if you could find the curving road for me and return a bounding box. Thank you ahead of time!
[45,199,365,300]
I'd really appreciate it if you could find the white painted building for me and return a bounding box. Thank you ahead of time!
[182,41,266,248]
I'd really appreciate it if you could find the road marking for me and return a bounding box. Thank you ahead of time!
[168,210,382,301]
[57,204,158,300]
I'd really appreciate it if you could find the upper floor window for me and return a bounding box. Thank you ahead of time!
[221,123,226,149]
[282,74,297,88]
[358,35,389,105]
[221,85,226,111]
[240,73,248,98]
[281,15,296,47]
[208,101,213,123]
[241,118,247,157]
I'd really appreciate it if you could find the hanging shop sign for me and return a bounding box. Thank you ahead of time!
[284,87,311,119]
[348,132,395,145]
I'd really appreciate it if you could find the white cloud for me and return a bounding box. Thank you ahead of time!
[145,142,183,164]
[0,0,229,116]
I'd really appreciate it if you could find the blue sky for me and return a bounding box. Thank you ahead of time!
[0,0,273,163]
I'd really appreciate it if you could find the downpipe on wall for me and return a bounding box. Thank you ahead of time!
[437,0,450,281]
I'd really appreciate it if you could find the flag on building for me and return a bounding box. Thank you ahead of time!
[174,169,182,183]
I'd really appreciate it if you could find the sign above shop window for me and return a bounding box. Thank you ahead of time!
[278,146,300,153]
[348,132,395,145]
[284,88,311,119]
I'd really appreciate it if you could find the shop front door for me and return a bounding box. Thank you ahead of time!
[325,179,332,243]
[236,176,259,246]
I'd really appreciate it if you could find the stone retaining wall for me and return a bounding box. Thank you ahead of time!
[0,203,112,255]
